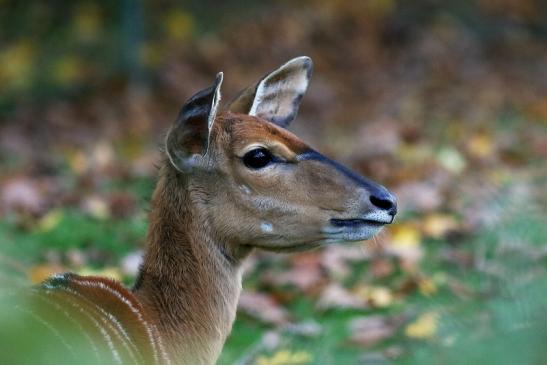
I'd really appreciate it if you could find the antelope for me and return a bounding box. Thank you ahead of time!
[2,57,397,365]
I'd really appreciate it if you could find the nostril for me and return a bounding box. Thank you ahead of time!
[370,195,397,214]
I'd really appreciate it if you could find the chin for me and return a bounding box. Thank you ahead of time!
[324,226,384,244]
[345,225,384,241]
[252,225,384,252]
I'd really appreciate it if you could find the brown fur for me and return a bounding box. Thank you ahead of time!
[64,274,166,363]
[133,111,394,364]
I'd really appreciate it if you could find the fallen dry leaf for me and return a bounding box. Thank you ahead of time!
[353,285,394,308]
[1,177,44,215]
[385,223,424,265]
[35,209,63,233]
[422,213,459,239]
[92,141,116,170]
[238,291,289,325]
[28,264,66,284]
[370,259,395,279]
[263,253,324,291]
[349,315,403,347]
[467,133,494,159]
[81,195,110,220]
[67,150,89,175]
[405,312,439,339]
[256,349,313,365]
[391,224,421,247]
[316,283,367,311]
[418,278,438,296]
[321,246,372,279]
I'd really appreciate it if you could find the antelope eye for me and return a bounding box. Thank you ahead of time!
[243,148,273,169]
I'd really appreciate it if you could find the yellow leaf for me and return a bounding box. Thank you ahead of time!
[418,278,437,296]
[78,267,123,282]
[467,133,494,159]
[369,286,393,307]
[354,285,394,308]
[405,312,439,339]
[391,224,421,248]
[256,350,312,365]
[387,223,424,265]
[36,210,63,233]
[28,264,66,284]
[422,214,458,239]
[165,10,194,40]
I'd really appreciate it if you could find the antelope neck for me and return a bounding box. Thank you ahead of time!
[133,166,244,365]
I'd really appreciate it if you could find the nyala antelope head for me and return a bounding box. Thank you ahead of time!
[164,56,397,257]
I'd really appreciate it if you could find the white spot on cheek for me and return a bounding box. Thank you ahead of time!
[260,222,273,233]
[240,185,251,195]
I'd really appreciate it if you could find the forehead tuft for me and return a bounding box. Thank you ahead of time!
[216,112,309,154]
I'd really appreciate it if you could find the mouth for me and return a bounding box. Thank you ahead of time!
[329,218,391,228]
[322,216,393,243]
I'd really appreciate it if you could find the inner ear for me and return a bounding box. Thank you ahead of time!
[228,56,313,128]
[166,73,223,172]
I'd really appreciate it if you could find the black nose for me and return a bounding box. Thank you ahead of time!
[370,193,397,216]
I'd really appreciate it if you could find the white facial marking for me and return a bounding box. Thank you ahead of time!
[260,222,273,233]
[239,185,251,195]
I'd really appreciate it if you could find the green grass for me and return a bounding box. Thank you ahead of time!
[0,210,147,266]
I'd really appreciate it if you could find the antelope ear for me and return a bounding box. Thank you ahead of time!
[166,72,223,172]
[228,56,312,128]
